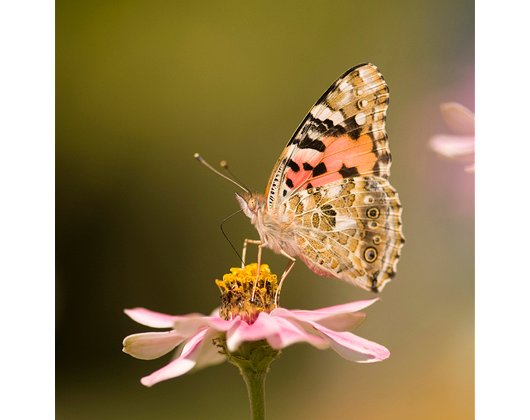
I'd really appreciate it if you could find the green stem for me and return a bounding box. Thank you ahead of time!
[239,366,266,420]
[219,338,280,420]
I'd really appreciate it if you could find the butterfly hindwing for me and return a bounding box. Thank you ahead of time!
[266,63,391,209]
[287,176,403,292]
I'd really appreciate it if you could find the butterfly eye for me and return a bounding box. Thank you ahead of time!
[247,198,258,211]
[364,247,378,263]
[373,236,381,244]
[366,207,380,219]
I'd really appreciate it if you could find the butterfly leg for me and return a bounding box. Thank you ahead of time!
[242,239,262,268]
[242,238,270,301]
[275,251,296,306]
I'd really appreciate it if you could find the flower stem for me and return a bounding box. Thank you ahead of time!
[239,366,266,420]
[219,338,280,420]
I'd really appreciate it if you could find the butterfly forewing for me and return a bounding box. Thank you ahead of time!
[266,63,391,209]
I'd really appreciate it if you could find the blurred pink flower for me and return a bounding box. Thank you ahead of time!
[123,299,389,387]
[429,102,475,172]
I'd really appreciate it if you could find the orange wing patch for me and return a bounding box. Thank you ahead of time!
[283,133,379,189]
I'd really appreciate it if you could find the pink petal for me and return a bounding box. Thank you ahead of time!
[171,316,223,337]
[140,356,197,387]
[123,330,184,360]
[226,313,326,352]
[311,322,390,363]
[264,317,327,350]
[309,299,380,314]
[202,315,242,332]
[167,316,241,343]
[430,135,475,158]
[166,310,240,336]
[124,308,181,328]
[440,102,475,134]
[273,299,378,331]
[140,328,224,387]
[226,314,278,351]
[307,312,366,332]
[124,308,237,339]
[192,333,227,371]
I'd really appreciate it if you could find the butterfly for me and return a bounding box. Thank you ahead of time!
[199,63,404,301]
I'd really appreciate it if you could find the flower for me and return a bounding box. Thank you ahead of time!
[429,102,475,172]
[123,264,390,387]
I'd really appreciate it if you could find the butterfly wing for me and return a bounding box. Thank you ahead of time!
[265,63,391,209]
[287,177,404,292]
[262,62,404,292]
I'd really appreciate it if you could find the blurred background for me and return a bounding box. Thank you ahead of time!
[56,1,474,419]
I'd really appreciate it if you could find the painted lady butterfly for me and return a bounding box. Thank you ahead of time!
[199,63,404,301]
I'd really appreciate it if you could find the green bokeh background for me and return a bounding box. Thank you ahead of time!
[56,1,474,419]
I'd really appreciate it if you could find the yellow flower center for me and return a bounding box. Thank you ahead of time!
[215,263,278,323]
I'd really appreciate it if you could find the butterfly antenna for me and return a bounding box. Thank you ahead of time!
[219,160,251,193]
[194,153,249,192]
[220,209,244,263]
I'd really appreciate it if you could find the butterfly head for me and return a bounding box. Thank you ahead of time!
[235,192,266,223]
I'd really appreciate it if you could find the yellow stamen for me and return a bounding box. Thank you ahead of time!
[216,263,278,323]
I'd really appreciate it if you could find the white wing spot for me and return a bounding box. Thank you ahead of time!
[364,195,374,204]
[311,104,333,120]
[338,79,353,92]
[358,67,370,81]
[325,185,342,198]
[335,216,359,231]
[355,112,366,126]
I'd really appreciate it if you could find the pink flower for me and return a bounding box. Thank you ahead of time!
[123,298,389,387]
[429,102,475,172]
